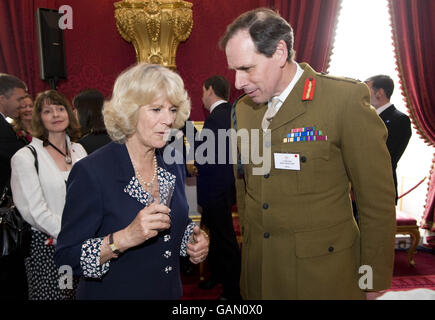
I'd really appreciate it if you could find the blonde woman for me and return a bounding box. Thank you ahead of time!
[11,90,87,299]
[55,63,209,300]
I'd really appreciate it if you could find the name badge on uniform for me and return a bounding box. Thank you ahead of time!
[274,153,300,171]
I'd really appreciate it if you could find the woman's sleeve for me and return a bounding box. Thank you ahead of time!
[54,159,109,278]
[11,148,61,237]
[80,238,110,278]
[180,221,195,256]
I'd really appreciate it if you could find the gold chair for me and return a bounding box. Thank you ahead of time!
[395,176,427,266]
[396,210,420,266]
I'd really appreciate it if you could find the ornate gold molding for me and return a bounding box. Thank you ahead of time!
[114,0,193,69]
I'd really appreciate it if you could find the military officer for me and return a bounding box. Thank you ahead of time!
[220,8,396,299]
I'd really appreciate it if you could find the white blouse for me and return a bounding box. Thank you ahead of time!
[11,136,87,238]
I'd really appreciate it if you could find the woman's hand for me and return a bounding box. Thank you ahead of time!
[117,203,171,250]
[187,225,209,264]
[99,203,171,265]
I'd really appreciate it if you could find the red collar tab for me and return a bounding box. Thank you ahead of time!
[302,77,316,101]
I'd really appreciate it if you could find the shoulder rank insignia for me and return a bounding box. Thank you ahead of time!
[302,77,316,101]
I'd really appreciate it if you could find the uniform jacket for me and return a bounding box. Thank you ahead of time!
[379,105,411,200]
[54,142,191,299]
[233,63,396,299]
[196,102,236,209]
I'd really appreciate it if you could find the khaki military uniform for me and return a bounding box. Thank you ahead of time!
[233,63,396,299]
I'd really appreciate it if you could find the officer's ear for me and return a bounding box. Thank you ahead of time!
[273,40,288,67]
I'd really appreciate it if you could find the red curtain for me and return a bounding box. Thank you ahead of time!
[260,0,342,72]
[0,0,56,95]
[388,0,435,237]
[0,0,137,100]
[421,157,435,242]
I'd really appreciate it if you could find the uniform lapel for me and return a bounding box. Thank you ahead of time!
[268,63,316,131]
[247,102,268,130]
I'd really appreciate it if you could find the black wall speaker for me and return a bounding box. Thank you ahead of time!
[36,8,67,86]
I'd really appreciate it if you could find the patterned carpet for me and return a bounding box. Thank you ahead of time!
[393,249,435,276]
[390,275,435,291]
[368,249,435,300]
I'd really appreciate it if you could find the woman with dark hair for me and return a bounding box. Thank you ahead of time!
[73,89,111,154]
[10,90,87,300]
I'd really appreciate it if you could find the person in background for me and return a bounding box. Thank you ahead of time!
[0,73,28,300]
[54,63,209,300]
[365,75,412,204]
[195,75,241,300]
[73,89,111,154]
[11,90,87,300]
[12,94,34,144]
[220,8,396,299]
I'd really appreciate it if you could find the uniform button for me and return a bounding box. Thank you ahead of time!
[264,173,270,179]
[265,142,271,148]
[301,156,307,163]
[264,232,270,239]
[328,246,334,253]
[263,203,269,210]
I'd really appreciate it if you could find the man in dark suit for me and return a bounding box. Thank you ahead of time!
[0,73,28,299]
[195,75,241,300]
[366,75,412,204]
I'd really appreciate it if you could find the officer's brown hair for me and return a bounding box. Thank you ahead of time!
[219,8,295,62]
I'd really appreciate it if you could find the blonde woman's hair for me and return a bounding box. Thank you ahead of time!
[103,63,191,143]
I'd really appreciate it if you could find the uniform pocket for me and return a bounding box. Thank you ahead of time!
[277,141,330,194]
[295,218,359,258]
[294,219,362,299]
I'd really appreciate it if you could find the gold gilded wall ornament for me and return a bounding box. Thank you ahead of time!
[114,0,193,69]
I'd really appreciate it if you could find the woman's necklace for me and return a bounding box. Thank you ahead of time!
[132,154,158,192]
[47,139,72,164]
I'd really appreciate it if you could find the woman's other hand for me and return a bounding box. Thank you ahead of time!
[187,225,209,264]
